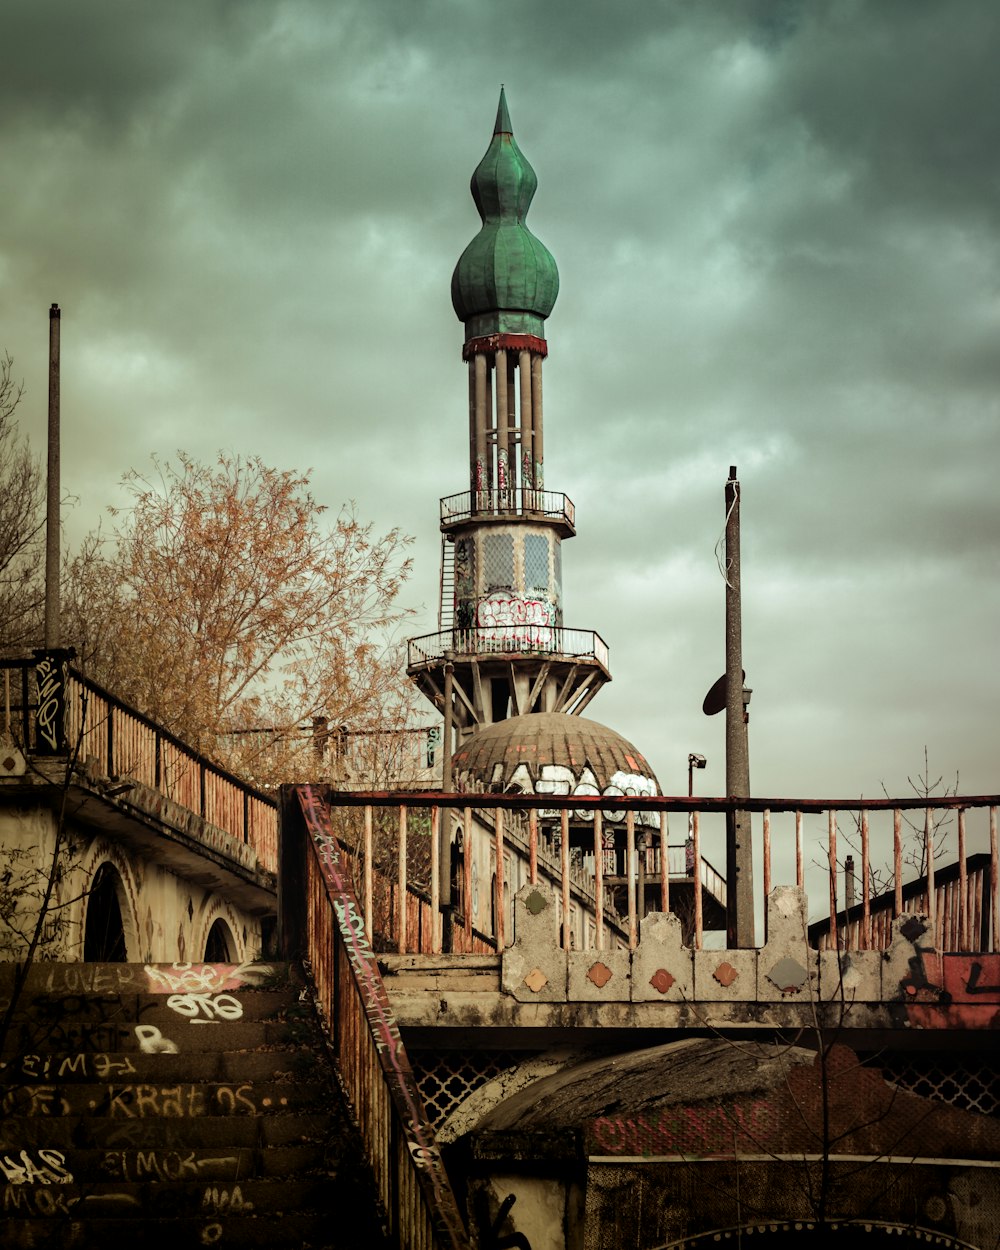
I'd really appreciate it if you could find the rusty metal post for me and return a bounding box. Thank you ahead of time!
[430,805,440,954]
[494,808,505,949]
[560,809,570,949]
[397,805,408,952]
[594,809,604,950]
[724,467,754,947]
[692,810,703,950]
[626,810,637,950]
[440,657,454,923]
[463,807,473,945]
[45,304,61,647]
[659,810,669,914]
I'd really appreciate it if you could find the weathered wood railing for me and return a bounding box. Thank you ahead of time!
[303,791,1000,954]
[1,656,278,873]
[293,785,468,1250]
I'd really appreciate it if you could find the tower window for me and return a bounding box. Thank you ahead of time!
[524,533,549,593]
[483,533,514,591]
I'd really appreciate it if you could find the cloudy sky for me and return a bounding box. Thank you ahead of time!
[3,1,998,881]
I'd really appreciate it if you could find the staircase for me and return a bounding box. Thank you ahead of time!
[438,536,455,633]
[0,962,389,1248]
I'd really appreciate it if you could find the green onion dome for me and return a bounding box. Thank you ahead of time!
[451,89,560,340]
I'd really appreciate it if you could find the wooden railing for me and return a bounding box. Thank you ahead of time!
[294,786,468,1250]
[305,791,1000,954]
[1,657,278,874]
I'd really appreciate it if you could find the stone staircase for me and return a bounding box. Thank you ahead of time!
[0,962,389,1248]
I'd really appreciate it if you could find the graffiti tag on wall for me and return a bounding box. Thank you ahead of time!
[34,655,66,754]
[477,592,554,648]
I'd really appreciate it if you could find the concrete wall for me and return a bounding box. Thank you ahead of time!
[0,804,263,964]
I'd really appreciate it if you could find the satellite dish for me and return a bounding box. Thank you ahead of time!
[702,670,745,716]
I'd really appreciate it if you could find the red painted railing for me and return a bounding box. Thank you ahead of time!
[310,791,1000,954]
[295,786,468,1250]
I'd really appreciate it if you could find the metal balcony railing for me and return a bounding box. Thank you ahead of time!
[407,626,610,670]
[440,488,575,528]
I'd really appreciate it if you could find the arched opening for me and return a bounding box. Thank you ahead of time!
[204,918,235,963]
[83,863,128,962]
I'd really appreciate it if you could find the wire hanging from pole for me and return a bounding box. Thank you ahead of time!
[714,478,739,589]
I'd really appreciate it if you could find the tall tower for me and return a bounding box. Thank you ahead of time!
[407,90,611,754]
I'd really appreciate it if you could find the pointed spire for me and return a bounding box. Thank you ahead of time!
[451,90,559,338]
[494,85,512,136]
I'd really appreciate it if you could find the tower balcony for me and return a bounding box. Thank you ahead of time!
[407,626,609,673]
[440,488,576,537]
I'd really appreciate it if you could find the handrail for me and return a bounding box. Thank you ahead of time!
[295,785,468,1250]
[440,487,575,528]
[407,626,610,670]
[1,656,278,874]
[302,790,1000,955]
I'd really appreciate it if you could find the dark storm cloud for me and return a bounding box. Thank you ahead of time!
[1,0,997,807]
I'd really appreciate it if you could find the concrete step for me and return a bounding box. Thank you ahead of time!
[0,1079,330,1118]
[1,1175,338,1216]
[4,987,303,1024]
[0,962,299,998]
[0,1141,341,1183]
[1,1046,316,1084]
[0,1109,337,1152]
[0,1209,384,1249]
[2,1017,305,1054]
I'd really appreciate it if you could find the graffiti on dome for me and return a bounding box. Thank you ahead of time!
[458,761,659,828]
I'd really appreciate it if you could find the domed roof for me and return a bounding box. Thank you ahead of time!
[451,89,559,339]
[452,712,659,796]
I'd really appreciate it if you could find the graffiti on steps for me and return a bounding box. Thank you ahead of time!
[6,1052,137,1080]
[38,965,139,994]
[165,993,243,1023]
[1,1086,70,1117]
[144,962,273,994]
[135,1024,180,1054]
[0,1149,72,1186]
[106,1083,257,1117]
[101,1150,241,1183]
[202,1185,253,1214]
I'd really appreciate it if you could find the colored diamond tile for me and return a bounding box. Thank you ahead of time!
[587,961,613,989]
[900,916,928,943]
[649,968,676,994]
[523,967,548,993]
[713,961,738,988]
[767,956,808,995]
[525,890,548,916]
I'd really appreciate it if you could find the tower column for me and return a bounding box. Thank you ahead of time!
[531,354,544,491]
[506,352,517,496]
[495,348,509,496]
[468,361,477,498]
[474,353,489,503]
[519,350,533,493]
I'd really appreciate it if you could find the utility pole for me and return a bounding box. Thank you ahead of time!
[724,466,754,947]
[44,304,61,648]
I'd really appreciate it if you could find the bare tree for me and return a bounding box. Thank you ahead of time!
[62,451,414,783]
[0,353,45,650]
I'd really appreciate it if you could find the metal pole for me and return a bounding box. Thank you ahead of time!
[44,304,61,647]
[725,466,754,947]
[440,658,454,924]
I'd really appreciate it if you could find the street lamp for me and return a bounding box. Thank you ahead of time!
[686,754,707,876]
[688,752,707,798]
